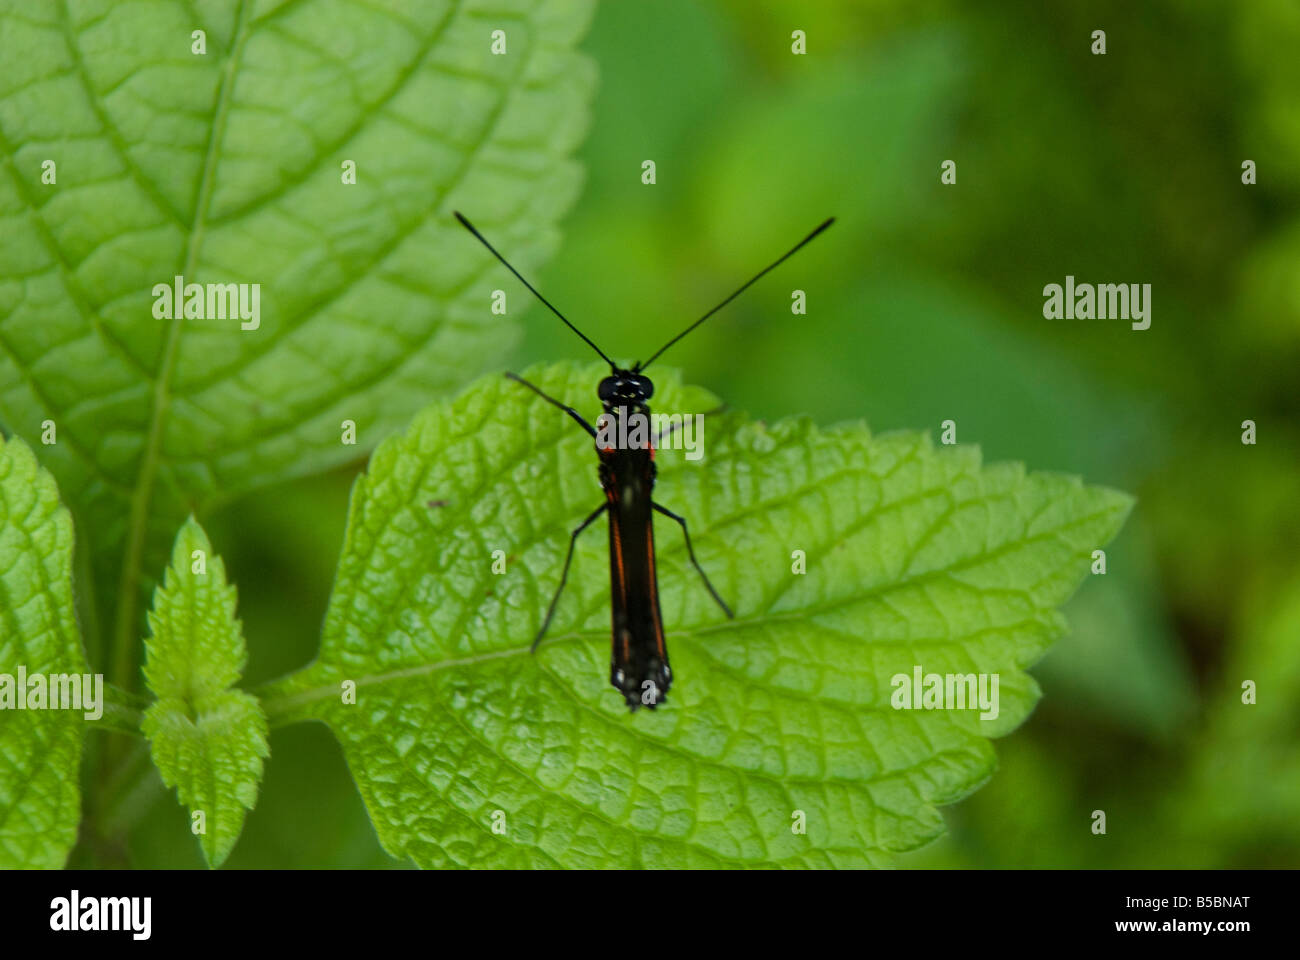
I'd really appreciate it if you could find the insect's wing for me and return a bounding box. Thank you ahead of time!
[605,451,669,709]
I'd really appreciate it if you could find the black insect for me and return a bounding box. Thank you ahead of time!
[454,212,834,709]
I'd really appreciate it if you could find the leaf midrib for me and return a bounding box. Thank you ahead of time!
[109,0,251,692]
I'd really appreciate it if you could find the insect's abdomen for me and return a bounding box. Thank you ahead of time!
[603,450,669,709]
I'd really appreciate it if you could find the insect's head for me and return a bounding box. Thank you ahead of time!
[598,367,654,406]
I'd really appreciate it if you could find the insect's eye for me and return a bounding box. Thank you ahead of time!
[633,375,653,399]
[598,377,617,401]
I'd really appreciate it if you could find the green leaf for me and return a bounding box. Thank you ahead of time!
[141,516,267,868]
[0,432,86,868]
[0,0,595,679]
[263,362,1133,868]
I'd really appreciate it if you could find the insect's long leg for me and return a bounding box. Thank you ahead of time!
[506,372,597,438]
[652,502,734,619]
[533,502,608,651]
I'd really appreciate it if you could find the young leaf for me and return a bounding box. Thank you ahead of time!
[263,363,1134,867]
[141,517,267,868]
[0,0,596,678]
[0,433,86,868]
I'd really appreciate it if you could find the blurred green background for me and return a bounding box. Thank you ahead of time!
[119,0,1300,867]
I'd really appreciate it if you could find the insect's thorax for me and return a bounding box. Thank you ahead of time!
[596,400,657,513]
[595,401,655,459]
[600,399,651,419]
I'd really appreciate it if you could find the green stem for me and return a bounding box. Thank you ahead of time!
[100,740,163,834]
[108,0,252,698]
[87,681,149,736]
[90,700,146,737]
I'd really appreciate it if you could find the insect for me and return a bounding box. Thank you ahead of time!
[454,212,834,709]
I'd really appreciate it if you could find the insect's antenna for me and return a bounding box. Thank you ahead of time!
[638,217,836,372]
[454,212,615,368]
